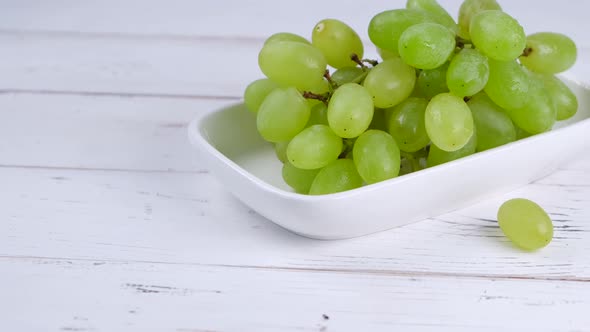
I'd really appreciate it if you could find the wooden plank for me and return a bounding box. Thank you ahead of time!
[2,256,589,331]
[1,0,588,48]
[1,165,589,278]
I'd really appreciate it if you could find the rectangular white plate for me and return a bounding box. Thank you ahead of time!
[188,78,590,240]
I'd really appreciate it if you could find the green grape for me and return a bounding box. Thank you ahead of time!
[368,9,443,54]
[244,79,278,114]
[398,23,456,70]
[497,198,553,251]
[506,77,556,135]
[309,159,363,195]
[484,59,530,110]
[328,83,374,138]
[353,130,401,184]
[388,97,430,152]
[274,141,289,163]
[258,41,327,91]
[312,19,364,69]
[458,0,502,40]
[306,103,329,127]
[369,109,389,132]
[515,127,532,140]
[467,93,516,151]
[425,93,474,152]
[520,33,577,74]
[363,58,416,109]
[282,162,320,194]
[287,125,343,170]
[470,10,526,61]
[257,87,310,142]
[447,48,489,97]
[427,131,477,167]
[331,67,365,86]
[264,32,310,46]
[377,47,399,60]
[406,0,457,33]
[417,63,450,99]
[541,75,578,121]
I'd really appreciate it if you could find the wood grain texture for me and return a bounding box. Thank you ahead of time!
[2,256,590,332]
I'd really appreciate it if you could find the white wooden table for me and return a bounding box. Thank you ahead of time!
[2,1,590,331]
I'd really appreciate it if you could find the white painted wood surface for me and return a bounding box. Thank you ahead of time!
[1,1,590,331]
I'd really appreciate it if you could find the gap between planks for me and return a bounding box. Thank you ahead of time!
[2,255,590,284]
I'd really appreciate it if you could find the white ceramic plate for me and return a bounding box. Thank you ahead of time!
[188,78,590,240]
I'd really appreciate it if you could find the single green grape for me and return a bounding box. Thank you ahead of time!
[457,0,502,40]
[427,130,477,167]
[274,141,289,163]
[309,159,363,195]
[328,83,374,138]
[287,125,343,170]
[369,109,389,132]
[497,198,554,251]
[484,59,530,111]
[447,48,489,97]
[331,67,365,86]
[264,32,310,46]
[363,58,416,109]
[258,41,327,91]
[406,0,457,33]
[425,93,474,152]
[398,23,456,70]
[520,32,577,74]
[312,19,364,69]
[257,87,310,142]
[470,10,526,61]
[282,162,320,194]
[467,93,516,151]
[353,130,401,184]
[368,9,440,54]
[541,75,578,121]
[377,47,399,60]
[417,62,450,99]
[506,76,556,135]
[388,97,430,153]
[244,79,278,114]
[306,103,329,127]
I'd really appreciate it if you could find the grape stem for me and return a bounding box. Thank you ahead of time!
[522,47,533,57]
[455,36,471,49]
[350,54,367,69]
[323,70,338,90]
[302,91,330,105]
[362,59,379,67]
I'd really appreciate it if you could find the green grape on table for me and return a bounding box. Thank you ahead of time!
[312,19,364,69]
[406,0,457,33]
[309,159,364,195]
[457,0,502,40]
[306,103,329,127]
[368,9,442,54]
[498,198,554,251]
[256,87,310,143]
[541,74,578,121]
[447,48,489,97]
[484,59,530,111]
[425,93,474,152]
[388,97,430,153]
[282,162,320,194]
[467,93,516,151]
[363,58,416,109]
[331,67,365,86]
[264,32,310,46]
[353,130,401,184]
[287,124,343,170]
[274,141,289,163]
[258,41,327,91]
[398,23,456,70]
[520,32,577,74]
[427,130,477,167]
[506,76,556,135]
[470,10,526,61]
[417,62,450,99]
[328,83,374,138]
[244,79,278,114]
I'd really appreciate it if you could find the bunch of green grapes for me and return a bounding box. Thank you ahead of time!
[243,0,578,196]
